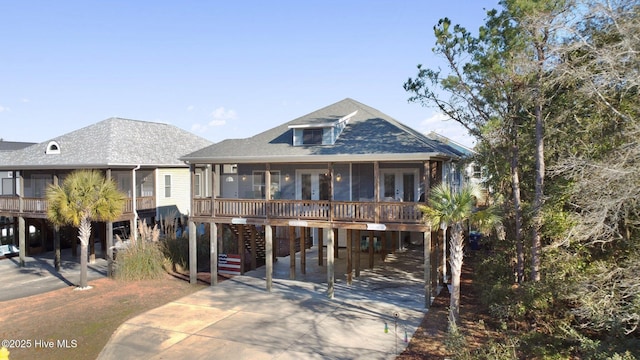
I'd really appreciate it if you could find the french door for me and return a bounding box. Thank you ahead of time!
[295,169,330,246]
[296,170,330,200]
[380,169,419,202]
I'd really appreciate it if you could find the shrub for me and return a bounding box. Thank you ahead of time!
[161,231,210,273]
[114,219,166,281]
[115,239,166,281]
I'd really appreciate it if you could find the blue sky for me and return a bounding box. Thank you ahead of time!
[1,1,499,148]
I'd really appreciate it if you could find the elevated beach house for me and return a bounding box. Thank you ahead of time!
[0,118,211,269]
[180,98,470,305]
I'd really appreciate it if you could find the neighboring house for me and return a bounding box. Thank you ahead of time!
[425,131,491,207]
[0,118,212,262]
[0,140,35,196]
[180,98,469,303]
[0,140,36,256]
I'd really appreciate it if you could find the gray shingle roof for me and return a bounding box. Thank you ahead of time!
[0,118,212,169]
[0,141,36,151]
[181,98,468,163]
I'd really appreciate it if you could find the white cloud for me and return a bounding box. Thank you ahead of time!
[210,107,237,121]
[0,105,9,112]
[190,106,239,136]
[207,107,237,127]
[186,105,195,111]
[20,98,29,103]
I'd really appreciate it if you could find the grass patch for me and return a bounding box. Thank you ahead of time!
[2,276,206,360]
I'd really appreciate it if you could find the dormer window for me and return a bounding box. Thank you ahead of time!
[45,141,60,155]
[290,110,357,146]
[303,128,323,145]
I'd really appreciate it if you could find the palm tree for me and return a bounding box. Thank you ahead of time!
[418,183,501,328]
[46,170,126,289]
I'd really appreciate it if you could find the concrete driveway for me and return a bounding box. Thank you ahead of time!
[98,246,430,360]
[0,249,108,301]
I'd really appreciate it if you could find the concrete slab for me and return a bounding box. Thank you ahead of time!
[125,302,237,333]
[0,247,108,301]
[148,334,283,360]
[98,245,431,359]
[96,323,190,360]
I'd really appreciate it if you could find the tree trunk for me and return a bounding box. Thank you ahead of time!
[448,226,464,327]
[511,141,525,284]
[78,216,92,289]
[531,68,545,283]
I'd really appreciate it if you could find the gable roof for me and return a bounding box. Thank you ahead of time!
[0,118,213,170]
[181,98,467,164]
[426,132,475,157]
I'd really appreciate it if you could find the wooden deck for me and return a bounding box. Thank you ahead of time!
[192,198,426,230]
[0,196,156,219]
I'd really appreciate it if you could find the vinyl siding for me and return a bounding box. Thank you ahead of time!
[156,168,191,219]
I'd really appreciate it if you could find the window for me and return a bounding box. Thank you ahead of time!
[2,178,13,195]
[473,165,482,179]
[26,174,52,198]
[302,128,323,145]
[45,141,60,155]
[112,172,132,197]
[194,173,201,197]
[164,175,171,198]
[252,171,280,199]
[140,174,154,197]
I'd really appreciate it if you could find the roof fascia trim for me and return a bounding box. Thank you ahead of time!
[181,152,458,164]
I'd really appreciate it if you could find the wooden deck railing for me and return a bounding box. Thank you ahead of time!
[0,197,22,213]
[1,196,424,224]
[193,198,423,224]
[0,196,156,215]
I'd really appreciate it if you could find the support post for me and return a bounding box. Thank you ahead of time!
[424,228,432,309]
[289,226,296,280]
[333,228,339,259]
[266,225,273,292]
[300,227,306,274]
[211,222,218,286]
[318,227,324,266]
[54,227,61,272]
[368,231,374,269]
[436,229,441,290]
[327,227,334,299]
[18,216,25,267]
[346,229,352,285]
[250,225,257,270]
[272,226,277,262]
[53,174,61,271]
[189,220,197,285]
[355,229,361,277]
[106,222,113,277]
[238,224,245,275]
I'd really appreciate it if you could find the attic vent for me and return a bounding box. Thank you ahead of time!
[46,141,60,155]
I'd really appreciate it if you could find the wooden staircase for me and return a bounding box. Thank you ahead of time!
[226,224,267,267]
